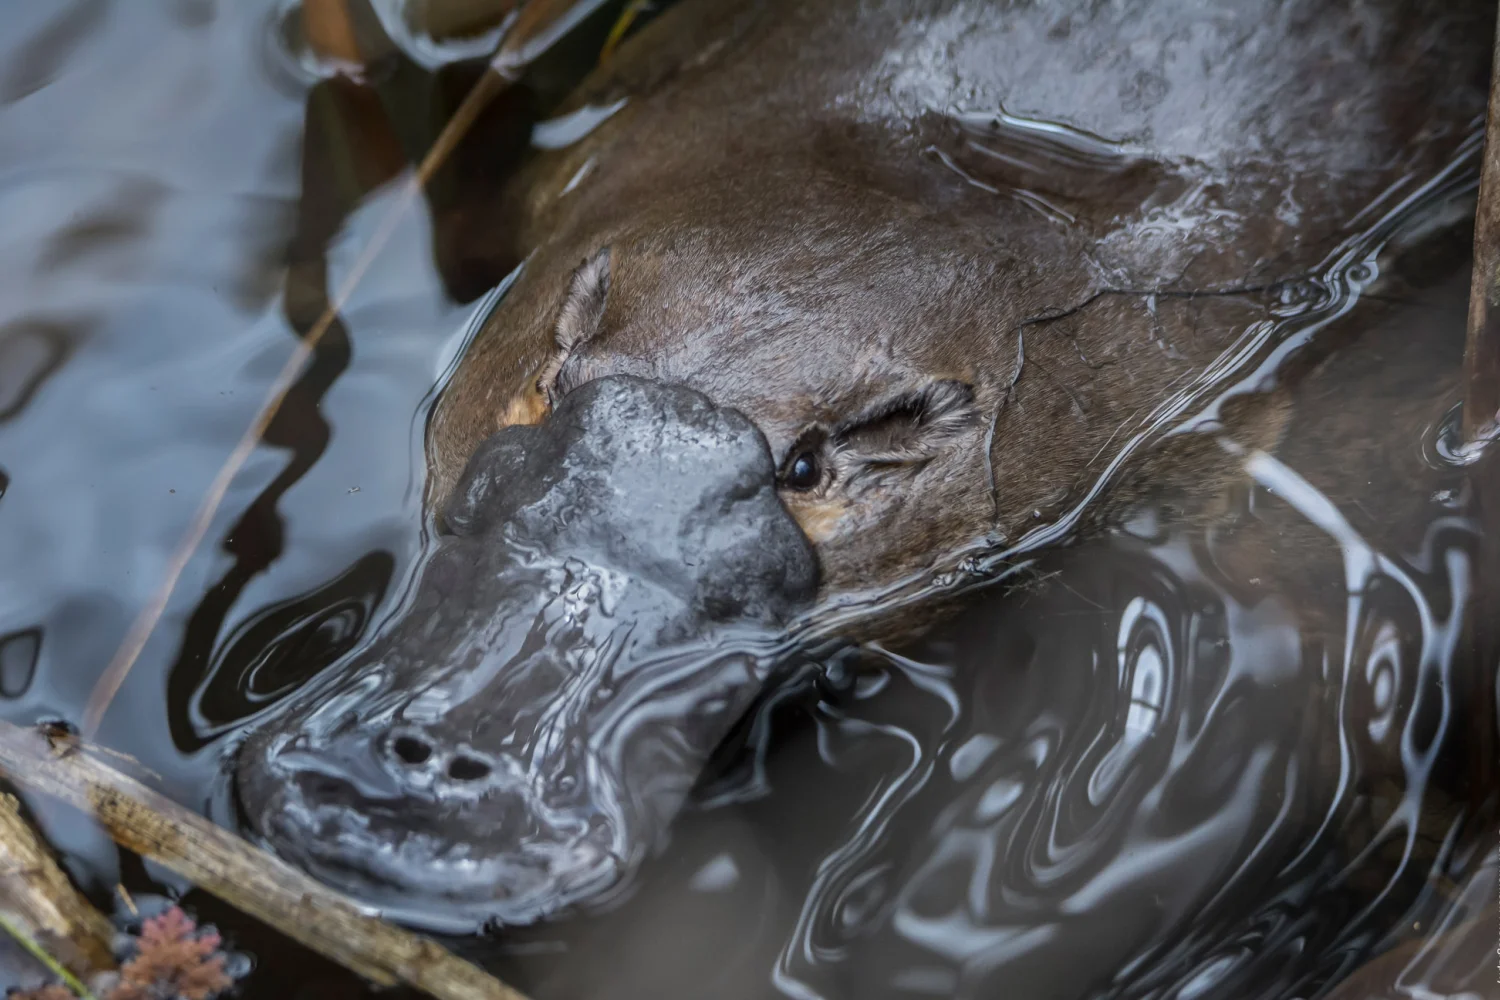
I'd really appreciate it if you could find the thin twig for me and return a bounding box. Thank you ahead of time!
[0,721,529,1000]
[1459,4,1500,821]
[1466,12,1500,441]
[0,913,97,1000]
[598,0,650,64]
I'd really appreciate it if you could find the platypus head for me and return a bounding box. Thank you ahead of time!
[237,374,817,929]
[237,170,1153,928]
[435,180,1047,595]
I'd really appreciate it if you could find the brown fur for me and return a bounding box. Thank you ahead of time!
[427,0,1491,602]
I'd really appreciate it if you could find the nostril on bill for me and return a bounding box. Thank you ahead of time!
[447,755,492,782]
[379,728,498,788]
[391,734,433,766]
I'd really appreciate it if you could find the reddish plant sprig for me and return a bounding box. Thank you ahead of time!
[111,906,232,1000]
[10,907,234,1000]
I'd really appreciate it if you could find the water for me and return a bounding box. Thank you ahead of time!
[0,2,1495,998]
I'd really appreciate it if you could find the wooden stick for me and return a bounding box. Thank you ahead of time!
[0,722,529,1000]
[1461,6,1500,819]
[1465,12,1500,441]
[0,792,115,987]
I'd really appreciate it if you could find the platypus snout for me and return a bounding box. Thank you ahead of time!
[236,376,817,930]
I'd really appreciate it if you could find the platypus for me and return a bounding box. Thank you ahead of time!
[236,0,1494,930]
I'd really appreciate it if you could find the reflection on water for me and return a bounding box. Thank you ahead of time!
[466,468,1493,1000]
[781,495,1482,1000]
[176,549,394,750]
[0,1,1495,999]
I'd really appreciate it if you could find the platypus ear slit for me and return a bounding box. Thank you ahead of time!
[835,380,977,464]
[536,247,612,403]
[555,247,611,354]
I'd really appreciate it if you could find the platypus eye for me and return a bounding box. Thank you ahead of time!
[782,451,821,491]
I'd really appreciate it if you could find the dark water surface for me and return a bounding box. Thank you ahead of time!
[0,2,1496,999]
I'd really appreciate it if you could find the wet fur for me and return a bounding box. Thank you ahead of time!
[428,0,1492,606]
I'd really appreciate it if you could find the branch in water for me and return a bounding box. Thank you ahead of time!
[0,790,115,988]
[1466,13,1500,441]
[0,721,530,1000]
[1460,4,1500,823]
